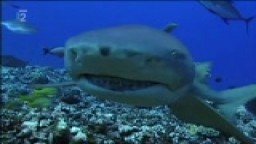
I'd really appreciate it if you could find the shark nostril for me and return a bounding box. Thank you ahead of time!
[70,48,78,59]
[99,46,111,56]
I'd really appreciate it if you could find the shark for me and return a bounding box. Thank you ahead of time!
[1,20,37,35]
[43,47,65,57]
[199,0,254,33]
[37,25,256,143]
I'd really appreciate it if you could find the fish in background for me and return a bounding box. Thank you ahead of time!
[9,4,21,9]
[215,77,223,83]
[1,20,38,34]
[1,55,28,67]
[199,0,254,33]
[43,47,65,57]
[2,1,21,9]
[163,23,179,33]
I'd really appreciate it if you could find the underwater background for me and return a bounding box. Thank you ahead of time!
[1,1,256,144]
[2,1,256,90]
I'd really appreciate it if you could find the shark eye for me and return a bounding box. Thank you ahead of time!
[99,46,111,56]
[170,49,186,60]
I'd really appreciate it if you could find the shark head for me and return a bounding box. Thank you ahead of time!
[64,25,195,106]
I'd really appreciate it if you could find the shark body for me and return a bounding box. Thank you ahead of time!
[43,25,255,143]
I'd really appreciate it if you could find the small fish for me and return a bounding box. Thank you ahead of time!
[2,20,37,34]
[215,77,223,83]
[10,4,21,9]
[1,55,28,67]
[43,47,65,57]
[163,23,179,33]
[2,1,21,9]
[199,0,254,33]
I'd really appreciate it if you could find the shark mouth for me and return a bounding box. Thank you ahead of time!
[79,74,158,91]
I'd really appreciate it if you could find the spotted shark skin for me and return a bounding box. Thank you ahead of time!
[53,25,255,143]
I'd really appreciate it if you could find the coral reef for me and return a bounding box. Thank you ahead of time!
[6,87,58,109]
[1,66,255,144]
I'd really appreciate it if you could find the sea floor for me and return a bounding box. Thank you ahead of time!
[1,66,256,144]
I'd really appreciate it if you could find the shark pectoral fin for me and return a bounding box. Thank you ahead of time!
[169,94,254,144]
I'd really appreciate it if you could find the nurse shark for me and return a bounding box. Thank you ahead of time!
[40,25,256,143]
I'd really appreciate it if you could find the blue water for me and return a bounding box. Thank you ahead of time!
[2,1,256,90]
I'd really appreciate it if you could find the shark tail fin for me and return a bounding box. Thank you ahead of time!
[218,84,256,121]
[244,16,254,34]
